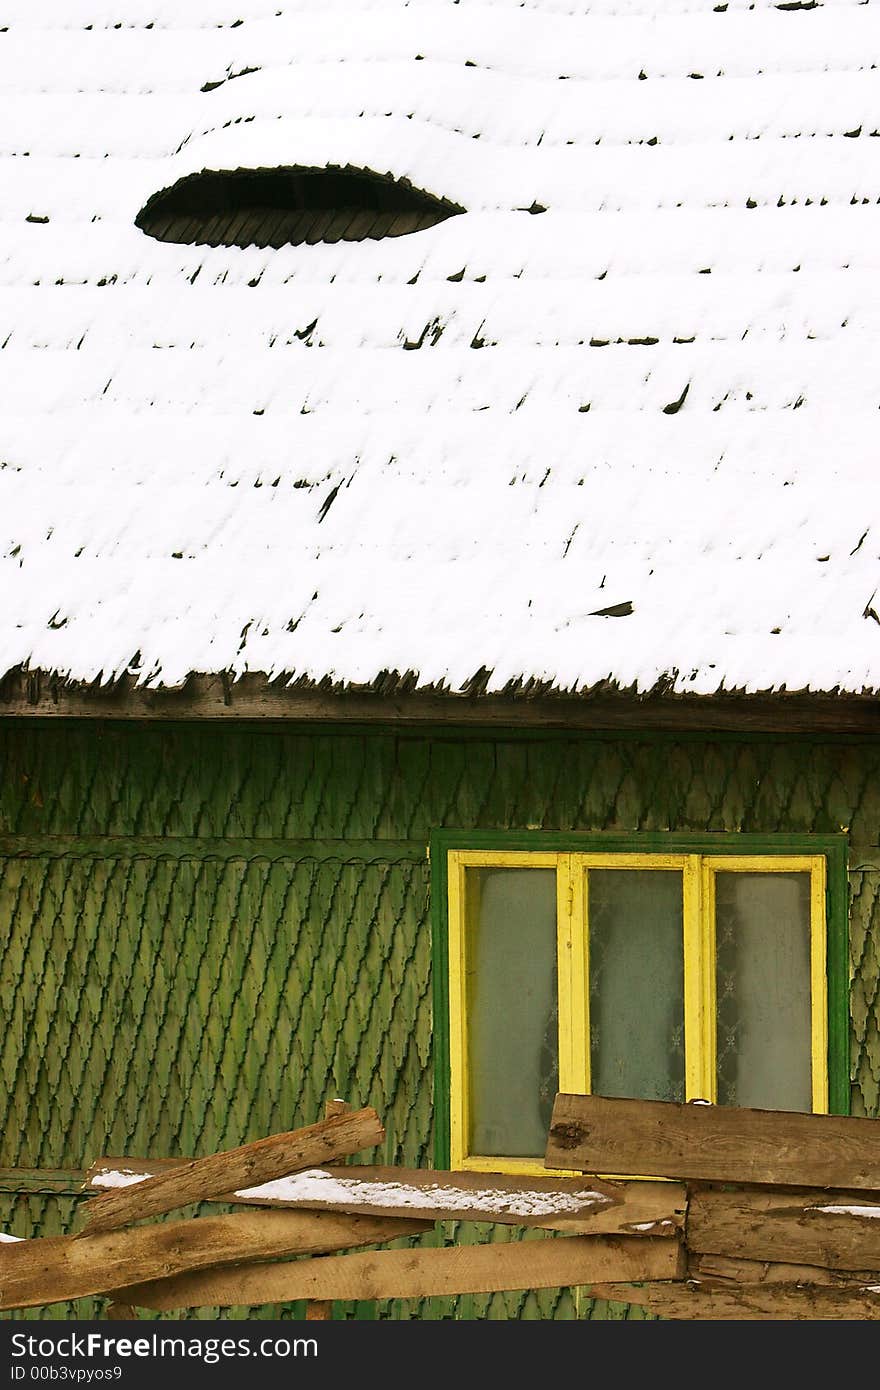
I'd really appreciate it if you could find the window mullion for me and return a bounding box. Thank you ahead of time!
[557,854,589,1095]
[684,856,715,1102]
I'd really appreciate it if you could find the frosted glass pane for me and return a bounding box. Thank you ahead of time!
[715,872,812,1112]
[588,870,685,1102]
[466,868,558,1157]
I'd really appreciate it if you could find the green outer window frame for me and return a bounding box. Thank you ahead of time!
[430,830,850,1171]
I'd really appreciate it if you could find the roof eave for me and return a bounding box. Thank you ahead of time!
[1,667,879,735]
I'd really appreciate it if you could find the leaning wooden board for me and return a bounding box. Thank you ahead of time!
[79,1107,384,1236]
[546,1094,880,1190]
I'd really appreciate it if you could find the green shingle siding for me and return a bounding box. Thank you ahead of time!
[1,720,878,1320]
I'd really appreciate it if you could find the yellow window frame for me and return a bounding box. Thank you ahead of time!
[447,849,828,1174]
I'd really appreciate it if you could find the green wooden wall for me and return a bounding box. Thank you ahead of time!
[1,720,879,1321]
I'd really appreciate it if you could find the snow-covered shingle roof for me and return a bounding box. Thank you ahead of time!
[2,0,879,701]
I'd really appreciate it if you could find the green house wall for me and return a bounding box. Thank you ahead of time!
[1,719,879,1320]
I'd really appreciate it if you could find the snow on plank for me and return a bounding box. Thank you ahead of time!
[85,1158,684,1235]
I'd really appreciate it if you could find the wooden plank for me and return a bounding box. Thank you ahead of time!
[1,1208,429,1311]
[546,1094,880,1190]
[120,1234,684,1311]
[687,1187,880,1271]
[687,1252,880,1288]
[79,1108,384,1236]
[236,1165,647,1234]
[2,667,879,734]
[85,1159,684,1236]
[585,1281,880,1320]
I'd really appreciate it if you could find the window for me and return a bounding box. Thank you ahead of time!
[432,833,848,1175]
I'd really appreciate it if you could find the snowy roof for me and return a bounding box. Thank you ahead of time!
[2,0,880,703]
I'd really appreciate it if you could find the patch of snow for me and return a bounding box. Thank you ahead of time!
[235,1167,612,1216]
[807,1204,880,1219]
[91,1169,151,1189]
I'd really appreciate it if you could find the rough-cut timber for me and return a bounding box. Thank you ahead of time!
[1,1208,427,1311]
[687,1187,880,1271]
[587,1281,880,1321]
[85,1159,649,1233]
[79,1108,384,1236]
[546,1095,880,1190]
[688,1253,880,1288]
[119,1233,684,1311]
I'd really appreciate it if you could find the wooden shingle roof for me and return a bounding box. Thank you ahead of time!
[1,0,879,712]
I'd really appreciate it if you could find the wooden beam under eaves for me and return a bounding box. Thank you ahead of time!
[1,668,880,732]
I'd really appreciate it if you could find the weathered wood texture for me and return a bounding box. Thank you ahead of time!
[587,1281,880,1320]
[3,667,879,732]
[84,1158,674,1234]
[687,1187,880,1270]
[1,1208,428,1311]
[546,1094,880,1189]
[688,1252,880,1288]
[79,1108,384,1236]
[120,1234,684,1311]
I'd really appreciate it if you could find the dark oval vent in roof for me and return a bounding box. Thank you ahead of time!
[136,165,465,248]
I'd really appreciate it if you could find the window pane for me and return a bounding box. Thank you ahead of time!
[466,868,558,1157]
[588,869,685,1102]
[715,871,812,1111]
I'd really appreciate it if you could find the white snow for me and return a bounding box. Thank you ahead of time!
[236,1168,612,1215]
[807,1204,880,1219]
[90,1169,152,1189]
[2,1,880,696]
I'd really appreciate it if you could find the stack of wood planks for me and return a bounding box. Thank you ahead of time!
[0,1102,682,1316]
[546,1093,880,1319]
[3,1093,879,1318]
